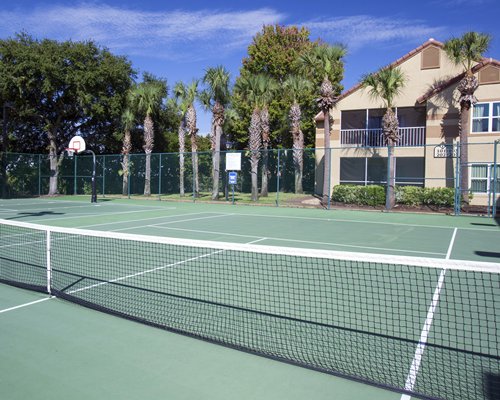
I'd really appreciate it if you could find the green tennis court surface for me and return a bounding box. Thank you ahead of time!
[1,197,499,400]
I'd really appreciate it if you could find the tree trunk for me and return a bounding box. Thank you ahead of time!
[178,121,185,197]
[386,143,396,210]
[291,103,304,194]
[121,128,131,196]
[249,108,261,202]
[48,132,59,196]
[260,148,269,197]
[143,115,154,197]
[191,134,199,197]
[459,103,470,204]
[211,124,222,200]
[321,110,331,205]
[457,72,478,205]
[121,153,129,196]
[260,108,270,197]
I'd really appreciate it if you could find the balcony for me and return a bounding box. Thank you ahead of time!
[340,127,426,147]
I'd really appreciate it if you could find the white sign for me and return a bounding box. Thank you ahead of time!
[434,143,458,158]
[226,152,242,171]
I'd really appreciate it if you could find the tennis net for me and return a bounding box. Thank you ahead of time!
[1,218,499,400]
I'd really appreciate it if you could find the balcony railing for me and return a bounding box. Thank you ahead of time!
[340,127,426,147]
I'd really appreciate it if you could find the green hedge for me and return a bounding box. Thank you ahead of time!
[332,185,455,207]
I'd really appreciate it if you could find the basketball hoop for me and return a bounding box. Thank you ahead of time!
[68,136,86,154]
[65,148,77,158]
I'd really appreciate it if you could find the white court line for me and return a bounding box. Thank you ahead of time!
[227,212,499,233]
[142,225,447,257]
[0,296,54,314]
[66,236,266,294]
[446,228,458,259]
[78,212,219,229]
[400,228,457,399]
[5,207,178,224]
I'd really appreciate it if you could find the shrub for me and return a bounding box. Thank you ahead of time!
[332,185,456,208]
[398,186,425,207]
[423,187,455,207]
[332,185,385,206]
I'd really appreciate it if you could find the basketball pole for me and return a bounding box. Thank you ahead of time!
[82,149,97,203]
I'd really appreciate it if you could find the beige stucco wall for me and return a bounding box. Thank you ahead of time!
[315,42,500,207]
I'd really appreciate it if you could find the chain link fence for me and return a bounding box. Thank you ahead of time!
[1,142,498,215]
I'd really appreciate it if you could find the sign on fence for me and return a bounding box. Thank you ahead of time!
[226,152,242,171]
[434,143,459,158]
[228,171,238,185]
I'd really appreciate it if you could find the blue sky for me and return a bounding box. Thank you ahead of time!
[1,0,499,135]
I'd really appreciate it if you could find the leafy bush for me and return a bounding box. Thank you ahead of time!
[423,187,455,207]
[397,186,425,206]
[332,185,385,206]
[332,185,456,208]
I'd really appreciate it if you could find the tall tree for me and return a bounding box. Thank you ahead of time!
[233,24,317,149]
[444,31,491,204]
[120,108,135,196]
[129,75,167,196]
[173,80,198,197]
[361,66,406,210]
[283,76,313,194]
[299,45,346,205]
[235,74,275,201]
[258,76,278,197]
[202,66,231,200]
[0,33,134,194]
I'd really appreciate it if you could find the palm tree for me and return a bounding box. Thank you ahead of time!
[120,108,135,196]
[202,66,231,200]
[299,45,346,205]
[444,32,491,204]
[362,66,406,210]
[173,80,198,197]
[235,74,276,201]
[283,75,313,194]
[129,79,166,196]
[258,76,278,197]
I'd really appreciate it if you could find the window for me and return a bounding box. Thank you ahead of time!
[470,164,500,193]
[472,102,500,133]
[340,157,424,186]
[421,46,440,69]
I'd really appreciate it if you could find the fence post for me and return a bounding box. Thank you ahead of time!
[128,154,131,199]
[158,153,162,201]
[73,154,77,195]
[276,149,281,207]
[493,140,499,218]
[38,154,41,196]
[454,141,461,216]
[102,155,106,198]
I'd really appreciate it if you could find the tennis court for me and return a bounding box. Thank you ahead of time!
[1,197,499,400]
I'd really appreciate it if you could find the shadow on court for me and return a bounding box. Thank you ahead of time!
[475,251,500,259]
[6,211,64,220]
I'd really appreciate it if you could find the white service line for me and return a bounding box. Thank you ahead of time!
[400,229,457,399]
[0,296,54,314]
[67,236,266,295]
[78,212,221,229]
[146,225,447,257]
[225,212,499,232]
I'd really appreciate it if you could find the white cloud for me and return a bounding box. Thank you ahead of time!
[0,4,286,60]
[304,15,444,52]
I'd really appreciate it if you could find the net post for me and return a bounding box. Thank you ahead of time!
[46,230,51,295]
